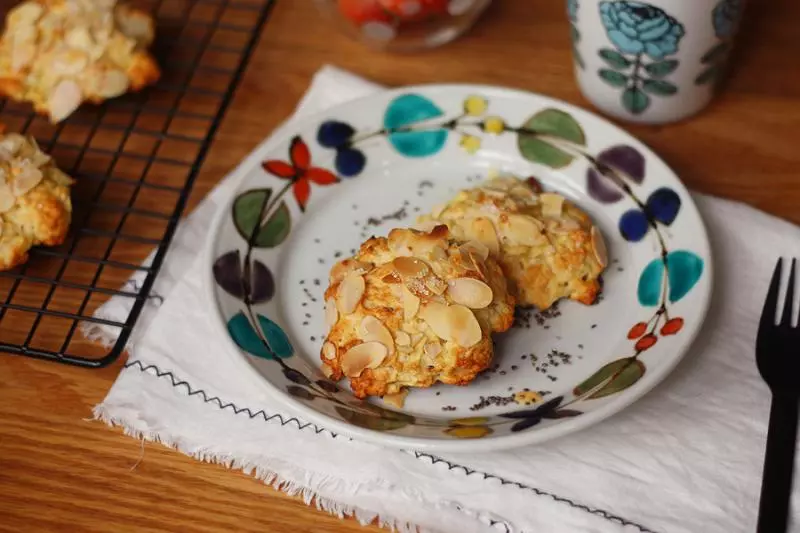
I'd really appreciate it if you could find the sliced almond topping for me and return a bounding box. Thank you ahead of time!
[98,69,130,98]
[0,218,4,239]
[540,193,565,218]
[383,389,408,409]
[447,278,493,309]
[447,305,482,348]
[65,26,94,51]
[402,285,420,321]
[10,30,36,73]
[382,271,401,284]
[424,342,442,358]
[511,185,537,200]
[336,273,365,315]
[466,217,499,256]
[393,256,429,278]
[322,342,337,360]
[430,245,448,262]
[479,187,507,199]
[395,331,411,346]
[10,159,43,196]
[330,259,372,284]
[51,49,89,76]
[503,214,546,246]
[324,298,338,328]
[425,275,448,295]
[410,333,425,345]
[419,302,451,341]
[412,219,441,233]
[460,240,489,262]
[341,342,387,377]
[0,134,24,157]
[321,363,334,378]
[359,315,395,354]
[431,203,447,218]
[0,183,14,213]
[48,80,83,123]
[591,226,608,268]
[8,2,44,26]
[548,218,581,234]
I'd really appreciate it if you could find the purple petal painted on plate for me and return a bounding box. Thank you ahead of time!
[213,250,245,300]
[597,145,645,183]
[249,260,275,304]
[587,168,624,203]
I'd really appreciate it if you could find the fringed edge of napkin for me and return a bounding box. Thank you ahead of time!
[92,405,429,533]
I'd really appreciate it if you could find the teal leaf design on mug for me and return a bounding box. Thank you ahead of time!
[642,79,678,96]
[599,69,629,88]
[644,59,679,78]
[599,48,631,69]
[637,251,704,306]
[228,311,294,359]
[383,94,448,158]
[622,88,650,114]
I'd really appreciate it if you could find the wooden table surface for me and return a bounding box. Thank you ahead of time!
[1,0,799,531]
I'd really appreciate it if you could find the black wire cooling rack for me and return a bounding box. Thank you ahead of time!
[0,0,274,367]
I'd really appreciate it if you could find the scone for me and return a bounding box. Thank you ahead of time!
[0,0,160,123]
[0,129,73,270]
[321,225,515,402]
[418,176,607,310]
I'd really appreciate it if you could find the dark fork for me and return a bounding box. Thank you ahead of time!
[756,258,800,533]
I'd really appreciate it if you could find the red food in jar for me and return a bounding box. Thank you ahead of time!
[378,0,449,22]
[338,0,392,25]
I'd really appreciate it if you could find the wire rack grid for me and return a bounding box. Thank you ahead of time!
[0,0,274,367]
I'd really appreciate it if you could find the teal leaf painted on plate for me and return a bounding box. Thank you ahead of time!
[227,311,293,359]
[383,94,448,158]
[637,258,665,307]
[666,250,704,303]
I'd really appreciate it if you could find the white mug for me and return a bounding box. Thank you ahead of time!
[567,0,745,124]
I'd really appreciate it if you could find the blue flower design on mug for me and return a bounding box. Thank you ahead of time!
[567,0,579,22]
[599,1,684,60]
[713,0,742,39]
[596,1,685,115]
[696,0,742,86]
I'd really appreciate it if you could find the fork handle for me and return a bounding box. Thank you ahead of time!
[757,394,799,533]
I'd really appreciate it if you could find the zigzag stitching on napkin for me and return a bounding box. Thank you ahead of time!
[121,279,165,305]
[124,360,340,437]
[124,359,657,533]
[412,452,657,533]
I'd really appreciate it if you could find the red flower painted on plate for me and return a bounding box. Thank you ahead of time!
[635,333,658,352]
[262,136,338,211]
[627,321,647,339]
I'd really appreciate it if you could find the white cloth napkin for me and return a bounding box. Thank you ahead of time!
[89,65,800,533]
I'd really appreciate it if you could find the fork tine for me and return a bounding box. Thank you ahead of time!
[762,258,783,329]
[780,258,797,327]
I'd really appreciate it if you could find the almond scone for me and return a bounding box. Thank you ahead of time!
[320,225,515,402]
[0,0,160,122]
[0,129,73,270]
[418,176,607,310]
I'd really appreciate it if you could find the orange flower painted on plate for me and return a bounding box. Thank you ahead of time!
[262,136,338,211]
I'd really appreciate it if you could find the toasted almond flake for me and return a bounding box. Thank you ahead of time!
[460,240,489,261]
[413,219,441,233]
[430,245,448,261]
[322,342,337,360]
[395,331,411,346]
[479,187,507,199]
[447,278,493,309]
[48,80,83,123]
[10,159,43,196]
[341,341,387,377]
[11,35,36,73]
[467,217,500,256]
[359,315,395,354]
[402,285,420,321]
[0,183,14,213]
[65,26,94,50]
[424,342,442,358]
[393,256,429,278]
[548,218,581,234]
[115,6,155,42]
[431,203,447,218]
[511,185,537,200]
[383,389,408,409]
[447,305,482,347]
[0,135,24,156]
[425,275,448,295]
[321,363,334,378]
[503,214,546,246]
[51,49,89,76]
[540,193,565,218]
[336,273,365,315]
[410,333,424,345]
[98,69,130,98]
[382,271,401,284]
[591,226,608,268]
[8,2,44,26]
[324,298,338,328]
[419,302,451,341]
[330,259,372,283]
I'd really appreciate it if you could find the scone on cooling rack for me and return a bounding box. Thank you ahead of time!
[0,0,160,123]
[320,225,515,404]
[0,128,73,270]
[417,176,607,310]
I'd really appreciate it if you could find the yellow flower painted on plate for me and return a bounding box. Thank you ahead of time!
[514,390,543,406]
[460,134,481,154]
[463,95,488,116]
[445,425,493,439]
[450,416,489,426]
[482,116,506,134]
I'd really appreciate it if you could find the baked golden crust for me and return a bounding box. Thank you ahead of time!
[0,131,73,270]
[0,0,160,122]
[321,225,515,401]
[418,176,607,310]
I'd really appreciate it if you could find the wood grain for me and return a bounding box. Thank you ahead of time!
[1,0,799,531]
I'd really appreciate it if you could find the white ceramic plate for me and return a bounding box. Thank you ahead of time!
[203,84,712,452]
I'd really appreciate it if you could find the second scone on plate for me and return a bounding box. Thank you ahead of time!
[418,176,608,310]
[320,225,515,404]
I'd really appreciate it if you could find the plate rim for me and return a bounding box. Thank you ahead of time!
[201,83,714,452]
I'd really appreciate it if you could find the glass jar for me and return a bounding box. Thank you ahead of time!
[314,0,492,52]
